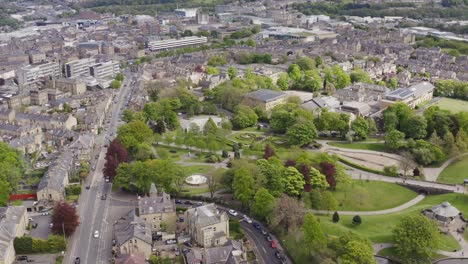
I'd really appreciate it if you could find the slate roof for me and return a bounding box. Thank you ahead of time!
[37,151,73,192]
[113,209,152,246]
[432,202,460,218]
[114,253,146,264]
[138,185,175,215]
[186,203,226,228]
[0,206,26,260]
[244,89,286,103]
[204,240,245,264]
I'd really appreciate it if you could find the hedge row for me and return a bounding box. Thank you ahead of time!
[337,157,397,177]
[14,235,66,254]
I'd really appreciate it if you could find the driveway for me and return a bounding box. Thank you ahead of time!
[13,253,57,264]
[28,214,52,240]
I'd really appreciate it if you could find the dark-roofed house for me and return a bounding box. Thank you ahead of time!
[0,206,28,264]
[185,203,229,247]
[36,151,74,201]
[114,252,146,264]
[242,89,286,111]
[136,183,176,232]
[381,81,434,109]
[113,209,152,258]
[185,239,247,264]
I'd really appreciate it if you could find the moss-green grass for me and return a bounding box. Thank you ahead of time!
[332,180,418,211]
[328,141,387,152]
[437,155,468,184]
[318,193,468,244]
[435,98,468,113]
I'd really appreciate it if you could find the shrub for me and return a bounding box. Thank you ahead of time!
[14,236,33,254]
[65,185,81,196]
[383,165,399,177]
[333,211,340,223]
[352,215,362,225]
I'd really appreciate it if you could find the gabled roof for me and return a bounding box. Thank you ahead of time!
[244,89,286,103]
[113,209,152,246]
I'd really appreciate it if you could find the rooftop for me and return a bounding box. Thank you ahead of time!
[244,89,286,103]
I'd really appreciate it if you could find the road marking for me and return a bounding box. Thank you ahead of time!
[262,247,267,254]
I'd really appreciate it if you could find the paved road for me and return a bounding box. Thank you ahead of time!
[64,70,137,264]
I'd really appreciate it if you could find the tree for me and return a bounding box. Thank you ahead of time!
[309,167,329,190]
[283,167,306,196]
[206,66,220,75]
[227,66,237,79]
[207,55,227,67]
[110,80,121,89]
[207,170,221,199]
[117,120,153,155]
[350,68,372,84]
[351,116,369,140]
[340,240,375,264]
[115,73,125,81]
[104,139,130,181]
[332,211,340,223]
[276,73,290,90]
[393,215,441,264]
[296,57,316,71]
[286,122,317,146]
[315,56,323,66]
[51,202,79,237]
[320,162,337,189]
[399,151,415,176]
[263,144,276,159]
[352,215,362,225]
[231,105,258,129]
[270,194,306,232]
[385,129,405,150]
[401,115,427,139]
[288,64,302,83]
[301,69,323,92]
[0,143,24,206]
[302,213,326,253]
[251,188,275,220]
[246,38,256,47]
[233,167,255,208]
[256,158,285,197]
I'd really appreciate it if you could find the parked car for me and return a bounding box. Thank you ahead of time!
[260,228,267,235]
[228,210,238,216]
[32,223,38,229]
[94,230,99,238]
[274,251,281,259]
[165,239,177,245]
[178,217,184,222]
[101,194,107,200]
[184,201,193,205]
[266,235,272,242]
[75,257,81,264]
[196,202,203,206]
[41,212,49,216]
[184,241,193,248]
[243,215,252,224]
[17,256,28,261]
[86,186,90,190]
[175,247,180,256]
[49,223,53,228]
[271,240,277,249]
[175,200,182,204]
[182,248,191,254]
[252,222,261,230]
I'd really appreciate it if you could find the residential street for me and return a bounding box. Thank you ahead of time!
[64,71,137,264]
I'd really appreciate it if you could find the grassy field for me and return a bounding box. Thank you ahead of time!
[332,180,418,211]
[435,98,468,113]
[182,165,214,175]
[437,155,468,184]
[377,247,448,260]
[318,193,468,243]
[328,142,387,152]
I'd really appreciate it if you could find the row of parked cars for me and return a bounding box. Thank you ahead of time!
[251,222,286,263]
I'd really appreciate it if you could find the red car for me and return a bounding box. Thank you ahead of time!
[271,240,277,249]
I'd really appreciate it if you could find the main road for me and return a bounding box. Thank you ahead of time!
[64,70,138,264]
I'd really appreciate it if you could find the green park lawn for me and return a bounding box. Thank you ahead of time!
[437,155,468,184]
[318,193,468,244]
[435,98,468,113]
[328,141,387,152]
[182,165,214,176]
[377,247,449,260]
[332,180,418,211]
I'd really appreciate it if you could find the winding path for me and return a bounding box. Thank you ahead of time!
[310,194,426,216]
[424,153,468,182]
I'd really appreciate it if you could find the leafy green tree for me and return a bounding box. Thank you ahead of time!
[401,115,427,139]
[110,80,121,89]
[207,55,227,67]
[256,158,285,197]
[206,66,220,75]
[276,72,290,90]
[251,188,275,220]
[309,167,329,189]
[0,142,24,205]
[333,211,340,223]
[393,215,441,264]
[233,167,255,208]
[227,66,237,79]
[351,116,369,140]
[283,167,306,196]
[301,69,322,92]
[288,64,303,83]
[383,102,413,132]
[231,105,258,129]
[286,122,317,146]
[296,57,316,71]
[324,65,351,89]
[246,38,256,47]
[117,120,153,154]
[352,215,362,225]
[387,77,398,89]
[385,129,405,150]
[340,240,375,264]
[302,213,326,253]
[115,73,125,81]
[315,56,323,66]
[350,68,372,83]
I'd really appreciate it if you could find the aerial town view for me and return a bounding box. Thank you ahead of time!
[0,0,468,263]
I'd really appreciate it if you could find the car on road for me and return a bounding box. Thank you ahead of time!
[182,248,191,254]
[260,228,267,235]
[94,230,99,238]
[17,256,28,261]
[175,200,182,204]
[243,215,252,223]
[196,202,203,206]
[101,194,107,200]
[266,235,272,242]
[175,247,180,256]
[274,251,281,259]
[252,222,261,230]
[165,239,177,245]
[86,185,90,189]
[32,223,38,229]
[28,217,33,222]
[184,201,193,205]
[228,210,238,216]
[271,240,277,249]
[105,177,110,183]
[49,223,53,228]
[178,217,184,222]
[75,257,81,264]
[41,212,49,216]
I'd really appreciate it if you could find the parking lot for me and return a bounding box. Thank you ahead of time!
[13,253,57,264]
[28,214,52,240]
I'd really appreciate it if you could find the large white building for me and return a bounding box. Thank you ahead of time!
[64,58,96,78]
[148,36,208,51]
[16,61,61,85]
[90,61,120,79]
[175,8,198,18]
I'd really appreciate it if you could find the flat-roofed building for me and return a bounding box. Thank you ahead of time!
[242,89,286,111]
[30,89,48,105]
[90,61,120,79]
[16,61,61,85]
[64,58,95,78]
[381,82,435,109]
[55,78,87,95]
[148,36,208,51]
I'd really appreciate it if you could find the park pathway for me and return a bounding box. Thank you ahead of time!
[309,194,426,216]
[424,153,468,182]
